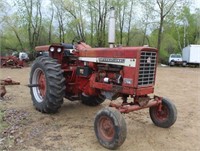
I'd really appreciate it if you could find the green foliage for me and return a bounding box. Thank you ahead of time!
[149,29,158,48]
[162,34,179,53]
[159,48,169,63]
[159,33,179,63]
[0,110,7,133]
[127,28,145,46]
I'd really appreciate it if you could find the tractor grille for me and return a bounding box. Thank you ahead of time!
[138,51,157,87]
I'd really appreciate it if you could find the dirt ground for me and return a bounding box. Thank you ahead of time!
[0,66,200,151]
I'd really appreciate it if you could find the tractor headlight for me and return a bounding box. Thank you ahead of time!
[50,47,54,52]
[57,48,62,53]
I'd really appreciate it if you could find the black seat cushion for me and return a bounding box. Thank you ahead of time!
[61,43,74,49]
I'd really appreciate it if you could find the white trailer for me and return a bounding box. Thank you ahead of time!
[182,45,200,66]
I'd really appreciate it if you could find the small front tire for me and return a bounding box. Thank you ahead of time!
[94,107,127,149]
[149,98,177,128]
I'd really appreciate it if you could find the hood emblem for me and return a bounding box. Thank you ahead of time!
[147,57,151,64]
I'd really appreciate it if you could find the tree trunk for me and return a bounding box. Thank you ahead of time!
[156,0,177,53]
[88,0,94,46]
[157,16,163,51]
[13,28,24,50]
[49,2,54,44]
[126,0,134,46]
[119,3,126,45]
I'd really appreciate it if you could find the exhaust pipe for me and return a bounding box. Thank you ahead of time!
[108,7,115,48]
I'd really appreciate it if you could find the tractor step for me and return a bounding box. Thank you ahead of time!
[66,95,80,101]
[68,83,76,85]
[27,84,39,87]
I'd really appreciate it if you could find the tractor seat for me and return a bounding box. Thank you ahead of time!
[61,43,74,49]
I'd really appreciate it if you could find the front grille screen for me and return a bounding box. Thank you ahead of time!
[138,51,157,86]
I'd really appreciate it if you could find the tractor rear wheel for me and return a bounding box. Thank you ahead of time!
[94,107,127,149]
[81,93,105,106]
[149,98,177,128]
[30,56,66,113]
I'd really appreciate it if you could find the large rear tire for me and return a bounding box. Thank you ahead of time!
[30,56,66,113]
[94,107,127,149]
[81,93,105,106]
[149,98,177,128]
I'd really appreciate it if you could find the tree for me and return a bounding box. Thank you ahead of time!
[52,0,66,43]
[3,15,24,50]
[0,0,8,52]
[48,0,55,44]
[126,0,134,46]
[95,0,109,46]
[194,8,200,44]
[61,0,86,41]
[16,0,43,50]
[115,0,127,45]
[88,0,95,46]
[0,0,199,62]
[139,0,155,46]
[156,0,177,52]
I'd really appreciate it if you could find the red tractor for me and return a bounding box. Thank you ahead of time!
[29,7,177,149]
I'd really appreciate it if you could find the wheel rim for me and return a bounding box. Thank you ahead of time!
[98,116,115,141]
[153,105,169,121]
[32,68,46,103]
[38,71,46,97]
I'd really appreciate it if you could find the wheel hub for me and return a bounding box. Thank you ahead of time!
[38,72,46,97]
[156,106,169,121]
[99,116,115,141]
[32,68,47,103]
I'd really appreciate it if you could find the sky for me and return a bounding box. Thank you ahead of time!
[192,0,200,11]
[2,0,200,15]
[194,0,200,7]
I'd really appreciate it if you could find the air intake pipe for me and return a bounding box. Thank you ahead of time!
[108,7,115,48]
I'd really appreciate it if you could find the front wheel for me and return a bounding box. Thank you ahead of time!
[30,56,66,113]
[182,61,187,67]
[170,61,175,66]
[94,107,127,149]
[149,98,177,128]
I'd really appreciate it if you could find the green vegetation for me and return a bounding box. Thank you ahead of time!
[0,0,199,62]
[0,109,7,132]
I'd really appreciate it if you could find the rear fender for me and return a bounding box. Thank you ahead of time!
[35,44,64,62]
[35,45,51,52]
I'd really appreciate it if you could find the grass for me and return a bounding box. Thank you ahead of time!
[0,109,8,133]
[0,109,15,150]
